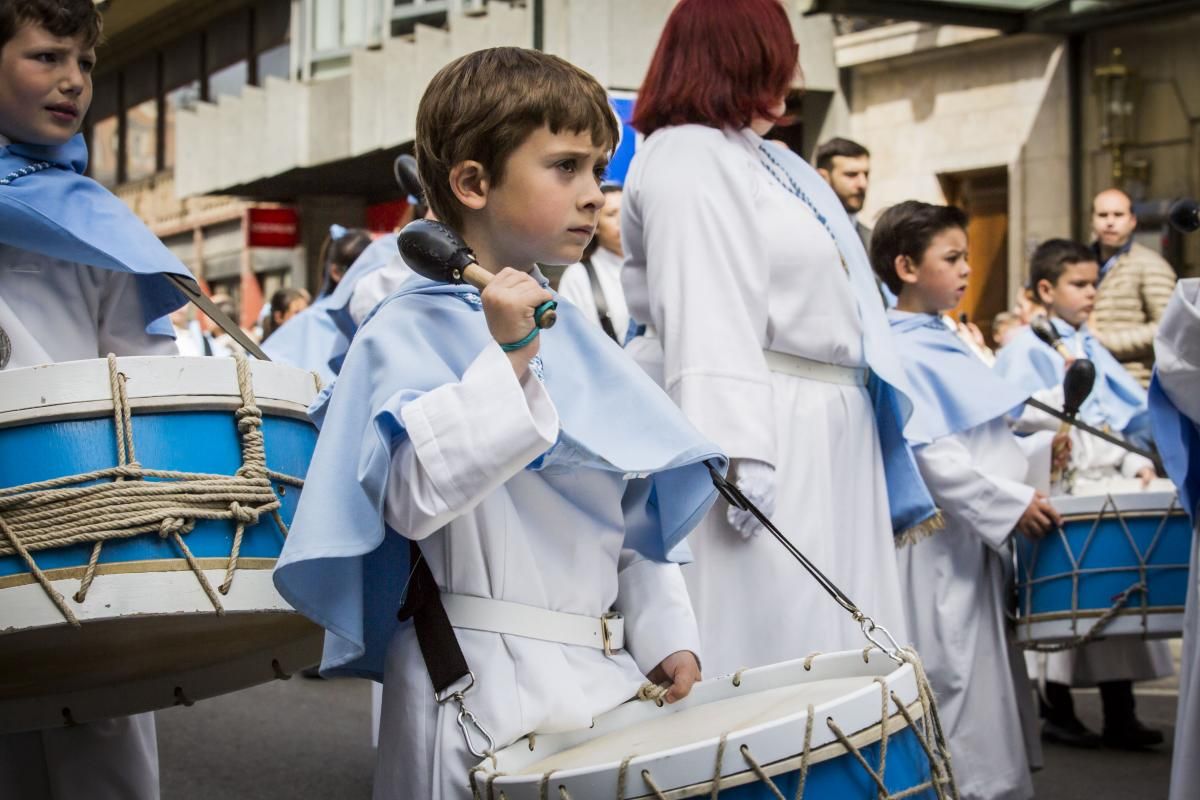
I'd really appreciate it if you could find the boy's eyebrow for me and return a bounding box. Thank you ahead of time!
[545,148,606,161]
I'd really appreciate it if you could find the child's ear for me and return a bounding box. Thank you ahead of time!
[449,160,490,211]
[894,254,919,286]
[1035,278,1055,305]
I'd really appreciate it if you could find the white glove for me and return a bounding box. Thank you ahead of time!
[725,459,776,539]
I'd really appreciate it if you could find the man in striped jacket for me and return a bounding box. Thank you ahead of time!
[1089,188,1178,387]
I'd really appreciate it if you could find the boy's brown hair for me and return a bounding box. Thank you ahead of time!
[415,47,620,230]
[0,0,102,51]
[870,200,969,295]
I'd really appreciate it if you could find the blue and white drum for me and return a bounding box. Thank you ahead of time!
[0,356,323,733]
[1014,489,1192,646]
[472,650,950,799]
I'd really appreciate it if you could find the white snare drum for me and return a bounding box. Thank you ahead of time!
[0,356,324,733]
[472,650,951,799]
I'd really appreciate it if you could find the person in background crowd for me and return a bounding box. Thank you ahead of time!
[1089,188,1177,387]
[815,136,872,249]
[623,0,937,676]
[992,311,1022,349]
[262,287,311,342]
[207,293,245,355]
[557,183,629,343]
[317,224,373,297]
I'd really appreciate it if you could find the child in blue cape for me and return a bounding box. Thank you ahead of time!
[0,1,197,796]
[993,239,1171,750]
[273,48,723,800]
[872,201,1056,800]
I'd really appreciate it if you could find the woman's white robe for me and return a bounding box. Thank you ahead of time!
[557,247,631,343]
[0,245,172,799]
[1156,278,1200,800]
[373,344,700,800]
[622,124,907,676]
[902,419,1040,800]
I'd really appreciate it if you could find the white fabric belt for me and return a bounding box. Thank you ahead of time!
[440,593,625,654]
[763,350,868,387]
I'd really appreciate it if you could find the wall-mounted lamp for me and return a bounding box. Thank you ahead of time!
[1094,47,1139,186]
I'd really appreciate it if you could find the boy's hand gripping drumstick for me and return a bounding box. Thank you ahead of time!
[1051,359,1096,484]
[397,219,557,329]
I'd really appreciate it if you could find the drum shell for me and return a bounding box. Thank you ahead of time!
[1014,491,1191,645]
[0,356,324,733]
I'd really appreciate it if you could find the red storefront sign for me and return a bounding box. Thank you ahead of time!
[246,207,300,248]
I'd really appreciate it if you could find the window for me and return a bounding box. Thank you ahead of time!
[87,74,119,186]
[163,36,202,171]
[123,55,158,182]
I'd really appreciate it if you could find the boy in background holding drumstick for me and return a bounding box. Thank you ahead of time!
[274,48,721,800]
[871,200,1059,800]
[993,239,1171,750]
[0,0,199,796]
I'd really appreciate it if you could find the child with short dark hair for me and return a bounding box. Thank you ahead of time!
[993,238,1171,751]
[274,47,722,799]
[874,199,1050,800]
[0,1,197,797]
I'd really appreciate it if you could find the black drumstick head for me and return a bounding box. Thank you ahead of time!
[393,154,423,200]
[397,219,476,284]
[1029,315,1061,349]
[1062,358,1096,418]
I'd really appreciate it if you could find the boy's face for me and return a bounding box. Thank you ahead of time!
[477,125,607,268]
[0,23,94,146]
[902,226,969,314]
[1038,260,1098,328]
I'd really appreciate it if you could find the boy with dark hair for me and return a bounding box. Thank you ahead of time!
[0,1,199,797]
[274,47,722,800]
[994,238,1171,750]
[876,199,1052,800]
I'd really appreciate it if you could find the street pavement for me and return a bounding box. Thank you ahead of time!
[159,672,1178,799]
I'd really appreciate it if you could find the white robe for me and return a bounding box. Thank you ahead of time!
[621,124,906,675]
[1008,342,1173,687]
[902,420,1040,800]
[373,344,701,800]
[0,245,173,799]
[1156,278,1200,800]
[349,257,414,328]
[557,247,631,343]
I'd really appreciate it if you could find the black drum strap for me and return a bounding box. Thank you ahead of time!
[582,257,620,343]
[396,539,471,695]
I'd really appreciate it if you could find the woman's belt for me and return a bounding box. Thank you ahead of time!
[763,349,868,387]
[440,593,625,655]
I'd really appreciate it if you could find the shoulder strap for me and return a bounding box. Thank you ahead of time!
[396,539,471,694]
[582,257,620,343]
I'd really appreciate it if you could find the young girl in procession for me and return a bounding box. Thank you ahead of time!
[273,48,723,800]
[557,182,630,343]
[1151,278,1200,800]
[621,0,937,675]
[993,239,1172,750]
[0,1,198,795]
[873,201,1057,800]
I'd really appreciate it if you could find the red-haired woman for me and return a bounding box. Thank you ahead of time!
[623,0,935,679]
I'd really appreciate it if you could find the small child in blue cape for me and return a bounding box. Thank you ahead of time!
[993,239,1171,751]
[273,47,724,800]
[0,1,186,796]
[871,200,1057,800]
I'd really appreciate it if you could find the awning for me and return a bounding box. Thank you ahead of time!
[804,0,1197,34]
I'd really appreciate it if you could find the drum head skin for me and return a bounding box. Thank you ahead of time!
[1015,490,1191,644]
[0,357,324,733]
[476,651,942,800]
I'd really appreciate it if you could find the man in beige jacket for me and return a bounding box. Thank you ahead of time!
[1089,188,1178,387]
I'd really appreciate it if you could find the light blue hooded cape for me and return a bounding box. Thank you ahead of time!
[0,134,190,335]
[273,276,726,681]
[1150,375,1199,523]
[888,310,1028,442]
[993,318,1152,448]
[262,234,398,385]
[755,141,938,539]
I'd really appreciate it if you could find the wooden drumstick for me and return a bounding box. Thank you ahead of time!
[397,219,557,329]
[1051,359,1097,484]
[1029,315,1074,363]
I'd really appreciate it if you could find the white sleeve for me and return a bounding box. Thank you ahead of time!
[1156,278,1200,424]
[628,130,774,464]
[556,263,598,324]
[915,431,1034,551]
[1008,385,1063,434]
[383,344,559,540]
[98,272,179,357]
[613,554,702,676]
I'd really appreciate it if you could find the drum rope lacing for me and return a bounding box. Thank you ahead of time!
[1016,493,1180,652]
[0,354,304,626]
